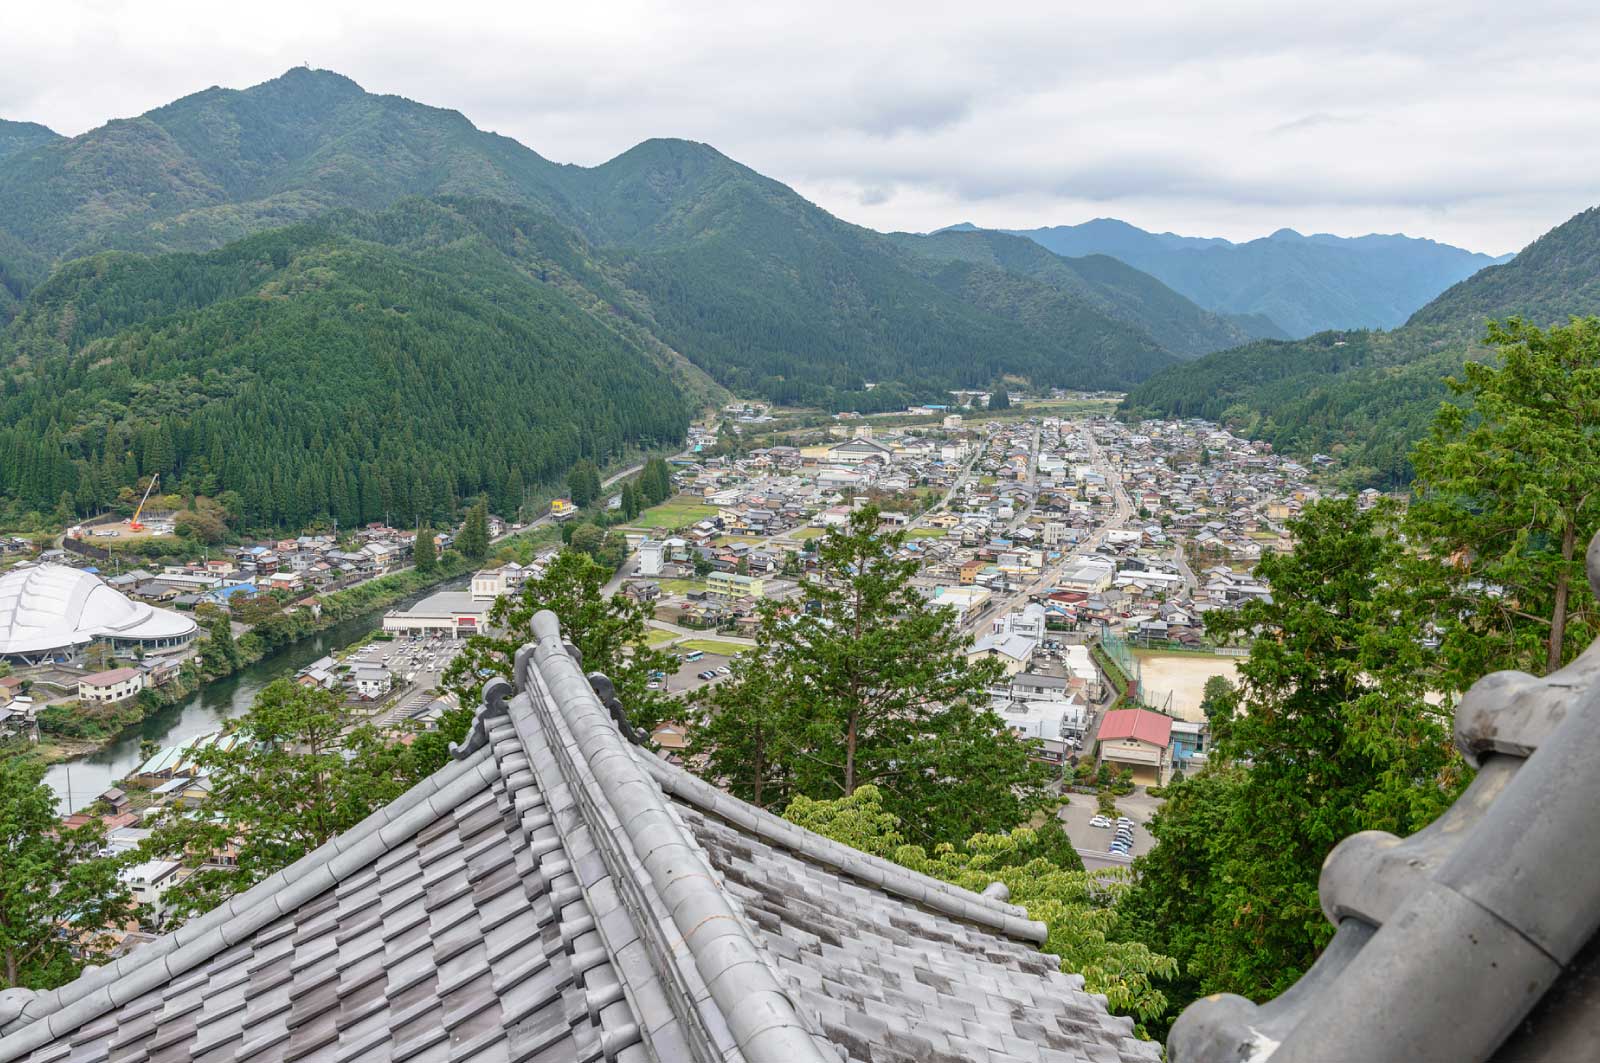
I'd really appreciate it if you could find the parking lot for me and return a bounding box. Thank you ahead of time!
[658,652,735,695]
[350,635,467,726]
[1058,785,1160,861]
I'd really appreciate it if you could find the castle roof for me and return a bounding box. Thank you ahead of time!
[0,611,1155,1063]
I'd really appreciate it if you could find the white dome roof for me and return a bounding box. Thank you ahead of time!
[0,564,197,657]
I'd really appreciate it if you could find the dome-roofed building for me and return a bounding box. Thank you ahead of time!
[0,564,197,665]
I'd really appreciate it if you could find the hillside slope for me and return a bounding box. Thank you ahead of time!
[996,217,1510,336]
[1120,205,1600,485]
[0,199,690,528]
[890,228,1285,357]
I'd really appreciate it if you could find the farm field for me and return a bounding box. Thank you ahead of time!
[629,497,720,530]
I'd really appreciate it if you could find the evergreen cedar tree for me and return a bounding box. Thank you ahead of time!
[442,550,680,740]
[413,526,436,574]
[457,499,490,562]
[687,504,1052,848]
[566,460,602,508]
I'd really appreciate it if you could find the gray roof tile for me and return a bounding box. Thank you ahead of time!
[1,610,1160,1063]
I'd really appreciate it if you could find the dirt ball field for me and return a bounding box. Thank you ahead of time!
[1134,651,1240,721]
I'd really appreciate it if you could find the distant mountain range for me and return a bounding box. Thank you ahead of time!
[0,67,1286,526]
[944,218,1513,337]
[1120,204,1600,485]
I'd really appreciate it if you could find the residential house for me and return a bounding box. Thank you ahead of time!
[78,667,146,704]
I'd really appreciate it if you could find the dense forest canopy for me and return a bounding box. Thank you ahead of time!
[0,200,690,527]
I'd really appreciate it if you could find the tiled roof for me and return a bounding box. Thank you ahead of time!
[0,610,1156,1063]
[1167,533,1600,1062]
[1096,710,1172,749]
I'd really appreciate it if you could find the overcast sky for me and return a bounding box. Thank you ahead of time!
[4,1,1596,255]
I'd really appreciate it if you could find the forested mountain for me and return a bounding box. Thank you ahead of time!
[889,228,1286,358]
[0,67,1250,419]
[1120,205,1600,486]
[0,199,691,528]
[977,217,1511,336]
[0,119,59,162]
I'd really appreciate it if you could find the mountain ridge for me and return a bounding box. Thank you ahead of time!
[979,217,1511,336]
[1119,203,1600,485]
[0,67,1257,410]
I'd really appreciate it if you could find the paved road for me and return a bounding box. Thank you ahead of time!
[909,425,995,530]
[492,457,653,549]
[645,619,756,646]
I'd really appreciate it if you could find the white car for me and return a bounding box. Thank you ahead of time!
[1089,815,1111,828]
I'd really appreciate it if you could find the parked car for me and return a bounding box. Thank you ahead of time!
[1089,816,1111,828]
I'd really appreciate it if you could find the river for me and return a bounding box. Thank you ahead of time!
[45,576,467,813]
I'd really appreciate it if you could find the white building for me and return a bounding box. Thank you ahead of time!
[638,540,665,577]
[996,603,1047,641]
[122,858,183,927]
[382,591,491,639]
[351,665,393,700]
[968,632,1036,676]
[0,565,197,665]
[79,667,146,704]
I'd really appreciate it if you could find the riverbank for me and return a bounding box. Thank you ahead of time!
[39,573,474,812]
[31,553,483,757]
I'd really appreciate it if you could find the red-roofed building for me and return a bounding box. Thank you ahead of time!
[1095,708,1174,786]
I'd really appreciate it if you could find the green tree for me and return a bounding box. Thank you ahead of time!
[140,681,429,923]
[786,786,1175,1023]
[413,526,436,575]
[567,460,602,508]
[988,385,1011,411]
[569,522,605,558]
[1197,674,1238,743]
[1,757,135,988]
[443,550,680,739]
[1118,499,1464,1019]
[595,530,628,572]
[198,615,241,674]
[640,457,673,505]
[1407,317,1600,678]
[457,498,490,562]
[690,504,1050,845]
[620,481,642,521]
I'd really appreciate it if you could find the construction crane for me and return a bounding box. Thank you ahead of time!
[128,473,159,532]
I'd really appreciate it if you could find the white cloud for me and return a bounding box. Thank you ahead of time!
[3,0,1597,254]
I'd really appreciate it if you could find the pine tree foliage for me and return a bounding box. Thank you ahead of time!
[688,504,1051,846]
[442,550,680,738]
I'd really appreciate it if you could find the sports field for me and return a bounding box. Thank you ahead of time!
[1134,651,1239,721]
